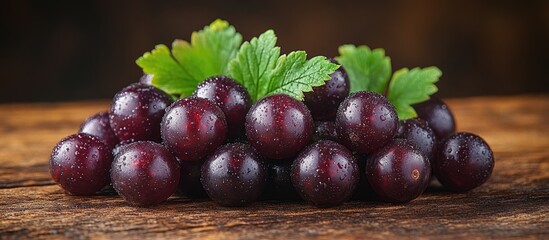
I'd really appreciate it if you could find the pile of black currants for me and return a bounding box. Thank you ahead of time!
[50,63,494,207]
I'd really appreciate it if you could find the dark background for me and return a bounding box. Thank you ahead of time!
[2,0,548,103]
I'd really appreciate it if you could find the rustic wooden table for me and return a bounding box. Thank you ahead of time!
[1,95,548,239]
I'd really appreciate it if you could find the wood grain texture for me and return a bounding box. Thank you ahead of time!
[0,95,548,239]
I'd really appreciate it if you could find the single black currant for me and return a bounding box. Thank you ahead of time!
[111,141,180,206]
[201,143,268,207]
[291,140,359,207]
[161,97,228,162]
[50,133,112,195]
[336,91,398,154]
[434,132,494,192]
[366,139,431,203]
[245,94,314,159]
[413,97,456,139]
[109,83,173,143]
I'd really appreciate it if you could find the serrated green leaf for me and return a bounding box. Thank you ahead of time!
[228,30,279,101]
[228,30,337,101]
[336,44,391,94]
[136,19,242,97]
[135,44,195,96]
[268,52,339,101]
[387,67,442,119]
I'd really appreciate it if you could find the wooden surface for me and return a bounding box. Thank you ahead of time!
[1,95,548,239]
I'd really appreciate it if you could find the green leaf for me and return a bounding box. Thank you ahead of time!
[228,30,338,101]
[136,19,242,97]
[268,52,339,100]
[228,30,280,101]
[387,67,442,119]
[135,44,195,96]
[336,44,391,94]
[336,44,442,120]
